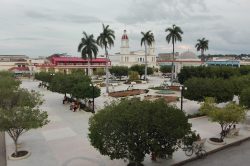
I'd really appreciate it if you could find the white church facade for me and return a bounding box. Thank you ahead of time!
[109,30,157,68]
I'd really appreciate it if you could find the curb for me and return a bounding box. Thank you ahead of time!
[172,136,250,166]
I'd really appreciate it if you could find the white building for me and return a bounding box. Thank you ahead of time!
[157,51,203,77]
[109,30,157,68]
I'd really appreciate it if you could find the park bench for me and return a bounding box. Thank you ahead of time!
[141,81,147,84]
[193,138,206,148]
[227,128,240,137]
[131,82,136,85]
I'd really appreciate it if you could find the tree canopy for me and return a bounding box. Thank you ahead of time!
[89,98,191,165]
[200,97,246,140]
[109,66,129,80]
[129,64,153,79]
[0,73,49,156]
[184,77,234,103]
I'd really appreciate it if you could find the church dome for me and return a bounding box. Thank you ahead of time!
[122,30,128,40]
[178,51,198,59]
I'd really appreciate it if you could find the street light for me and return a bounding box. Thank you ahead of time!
[90,83,95,113]
[179,86,187,112]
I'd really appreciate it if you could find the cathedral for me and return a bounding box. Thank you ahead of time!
[109,30,157,68]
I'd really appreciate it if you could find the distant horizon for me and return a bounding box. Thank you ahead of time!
[0,0,250,57]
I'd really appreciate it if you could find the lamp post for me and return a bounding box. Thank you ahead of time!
[90,83,95,113]
[179,86,187,112]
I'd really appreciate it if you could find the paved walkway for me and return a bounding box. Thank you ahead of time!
[0,132,7,166]
[184,139,250,166]
[5,79,250,166]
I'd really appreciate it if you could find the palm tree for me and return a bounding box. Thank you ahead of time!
[195,38,209,62]
[165,24,183,85]
[78,31,98,76]
[97,24,115,93]
[141,31,155,81]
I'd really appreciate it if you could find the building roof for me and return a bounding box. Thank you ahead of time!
[121,30,128,40]
[51,57,110,63]
[177,51,198,59]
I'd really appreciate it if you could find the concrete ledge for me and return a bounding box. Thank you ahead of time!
[8,151,31,161]
[173,136,250,166]
[207,138,226,145]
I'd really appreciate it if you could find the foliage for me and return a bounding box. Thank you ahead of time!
[184,77,234,103]
[141,30,155,81]
[71,69,86,75]
[230,75,250,95]
[165,24,183,85]
[0,88,49,155]
[49,73,71,96]
[129,64,153,78]
[109,66,129,80]
[200,97,246,140]
[93,68,105,77]
[240,87,250,109]
[34,72,54,85]
[97,23,115,93]
[78,31,98,76]
[178,66,242,84]
[160,65,172,73]
[195,38,209,61]
[128,71,139,81]
[88,98,191,165]
[71,82,100,100]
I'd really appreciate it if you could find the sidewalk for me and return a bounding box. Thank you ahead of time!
[5,80,250,166]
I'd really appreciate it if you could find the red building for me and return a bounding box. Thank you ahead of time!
[36,55,111,74]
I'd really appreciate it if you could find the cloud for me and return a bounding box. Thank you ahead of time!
[116,0,211,24]
[25,10,101,24]
[0,37,41,41]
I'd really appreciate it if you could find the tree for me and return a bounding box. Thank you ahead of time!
[141,31,155,81]
[89,98,191,166]
[165,24,183,85]
[128,71,139,81]
[49,73,71,97]
[93,68,105,77]
[97,24,115,93]
[0,88,49,156]
[160,65,172,73]
[195,38,209,62]
[184,77,234,103]
[240,87,250,109]
[130,64,153,79]
[200,97,246,140]
[78,31,99,76]
[109,66,129,80]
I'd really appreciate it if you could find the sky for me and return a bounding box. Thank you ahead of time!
[0,0,249,58]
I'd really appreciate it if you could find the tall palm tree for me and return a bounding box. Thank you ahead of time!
[78,31,98,76]
[97,24,115,93]
[165,24,183,85]
[195,38,209,62]
[141,31,155,81]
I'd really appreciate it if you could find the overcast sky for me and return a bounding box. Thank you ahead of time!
[0,0,249,57]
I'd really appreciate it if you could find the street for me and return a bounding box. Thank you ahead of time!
[0,132,6,166]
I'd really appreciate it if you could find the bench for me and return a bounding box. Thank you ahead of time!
[141,81,147,84]
[227,128,240,137]
[131,82,136,85]
[193,138,206,148]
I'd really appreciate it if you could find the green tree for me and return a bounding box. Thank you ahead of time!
[160,65,172,73]
[195,38,209,62]
[49,73,71,97]
[97,24,115,93]
[71,82,100,101]
[200,97,246,140]
[93,68,105,77]
[89,98,191,166]
[109,66,129,80]
[128,71,139,81]
[78,31,99,76]
[141,31,155,81]
[165,24,183,85]
[0,89,49,156]
[240,87,250,109]
[130,64,153,79]
[184,77,234,103]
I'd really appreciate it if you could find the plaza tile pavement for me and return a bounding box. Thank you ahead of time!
[5,79,250,166]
